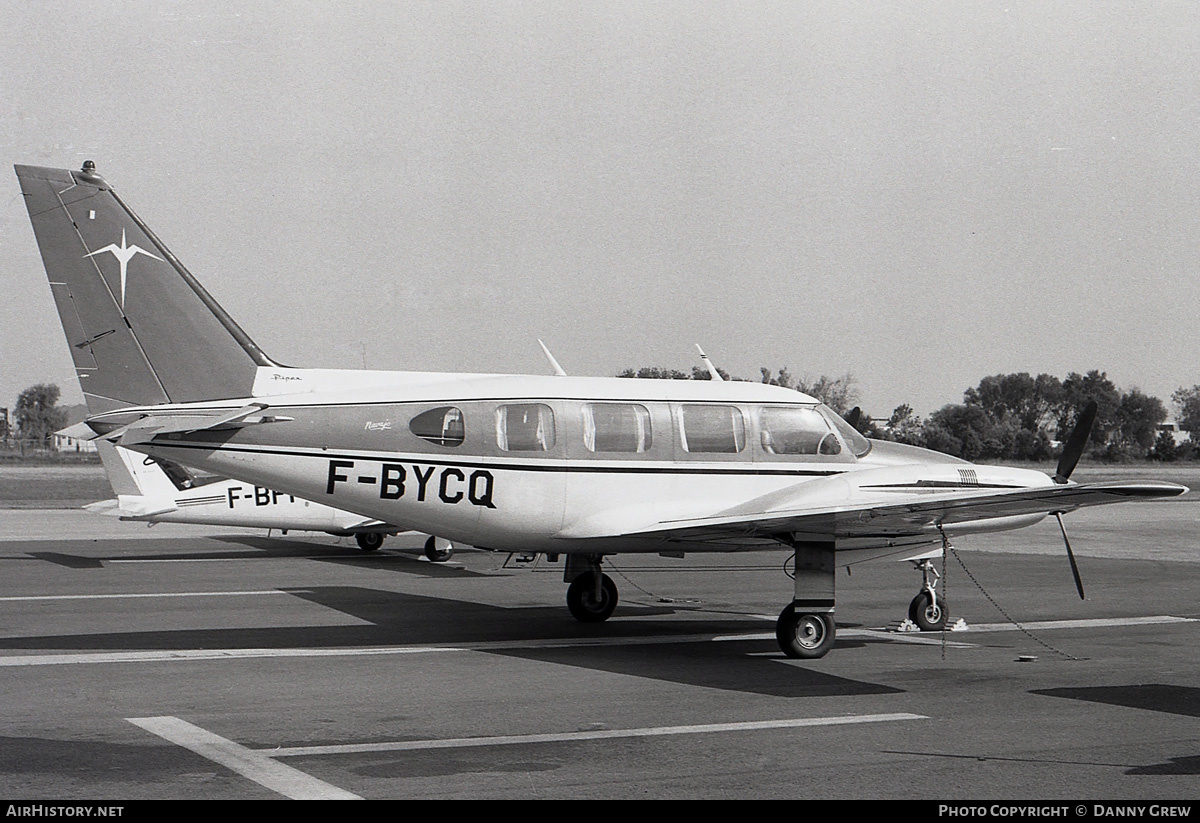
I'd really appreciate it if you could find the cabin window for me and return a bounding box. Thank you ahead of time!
[409,406,465,447]
[583,403,652,453]
[679,405,746,453]
[759,406,841,455]
[496,403,556,451]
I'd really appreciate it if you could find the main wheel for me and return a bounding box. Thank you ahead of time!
[423,535,453,562]
[355,532,384,552]
[909,591,947,631]
[566,572,618,623]
[776,605,835,659]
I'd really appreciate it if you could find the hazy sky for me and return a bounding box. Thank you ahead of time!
[3,1,1198,418]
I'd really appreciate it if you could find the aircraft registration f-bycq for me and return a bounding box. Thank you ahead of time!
[16,162,1188,659]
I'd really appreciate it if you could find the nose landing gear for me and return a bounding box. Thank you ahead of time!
[908,557,947,632]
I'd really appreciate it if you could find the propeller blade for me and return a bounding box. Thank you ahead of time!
[1055,513,1086,600]
[1055,401,1098,484]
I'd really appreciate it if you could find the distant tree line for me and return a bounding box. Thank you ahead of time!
[0,383,70,456]
[877,371,1174,463]
[617,365,732,382]
[13,384,67,448]
[620,365,1199,463]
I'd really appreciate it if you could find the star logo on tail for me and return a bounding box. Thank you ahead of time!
[84,229,163,309]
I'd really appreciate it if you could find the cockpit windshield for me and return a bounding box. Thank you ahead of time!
[759,406,841,456]
[819,404,872,458]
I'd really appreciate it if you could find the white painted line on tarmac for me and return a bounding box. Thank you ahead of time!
[715,629,976,647]
[109,558,259,563]
[0,590,296,602]
[1,616,1193,668]
[717,615,1200,646]
[0,646,466,667]
[845,629,977,647]
[265,712,928,757]
[127,716,360,800]
[961,615,1198,633]
[0,633,733,667]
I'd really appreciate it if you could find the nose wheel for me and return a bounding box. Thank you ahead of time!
[909,558,947,631]
[909,590,947,631]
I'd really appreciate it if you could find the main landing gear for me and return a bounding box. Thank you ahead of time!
[908,557,947,631]
[564,554,618,623]
[353,532,455,562]
[555,546,842,659]
[776,541,838,659]
[776,604,835,659]
[354,532,384,552]
[423,535,454,562]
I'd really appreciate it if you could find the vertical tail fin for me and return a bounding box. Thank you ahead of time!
[93,439,164,497]
[15,162,279,414]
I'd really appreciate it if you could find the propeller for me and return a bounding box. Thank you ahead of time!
[1055,513,1086,600]
[1054,400,1097,484]
[1052,400,1098,599]
[843,407,862,431]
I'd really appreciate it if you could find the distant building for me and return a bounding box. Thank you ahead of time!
[53,404,97,452]
[52,430,97,453]
[1158,421,1189,446]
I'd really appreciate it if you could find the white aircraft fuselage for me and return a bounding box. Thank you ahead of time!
[85,366,1051,561]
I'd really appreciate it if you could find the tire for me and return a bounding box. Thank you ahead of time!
[909,591,947,632]
[355,532,384,552]
[776,605,836,659]
[566,572,618,623]
[424,536,453,562]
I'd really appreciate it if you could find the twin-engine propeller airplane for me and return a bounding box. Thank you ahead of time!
[16,161,1188,659]
[76,434,454,560]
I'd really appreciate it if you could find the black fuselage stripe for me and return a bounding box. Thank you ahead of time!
[151,441,847,478]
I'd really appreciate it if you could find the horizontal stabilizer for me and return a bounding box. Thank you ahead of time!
[114,495,180,518]
[56,422,100,441]
[82,497,179,519]
[104,403,283,445]
[82,499,121,516]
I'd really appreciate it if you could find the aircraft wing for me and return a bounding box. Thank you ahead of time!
[581,480,1187,546]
